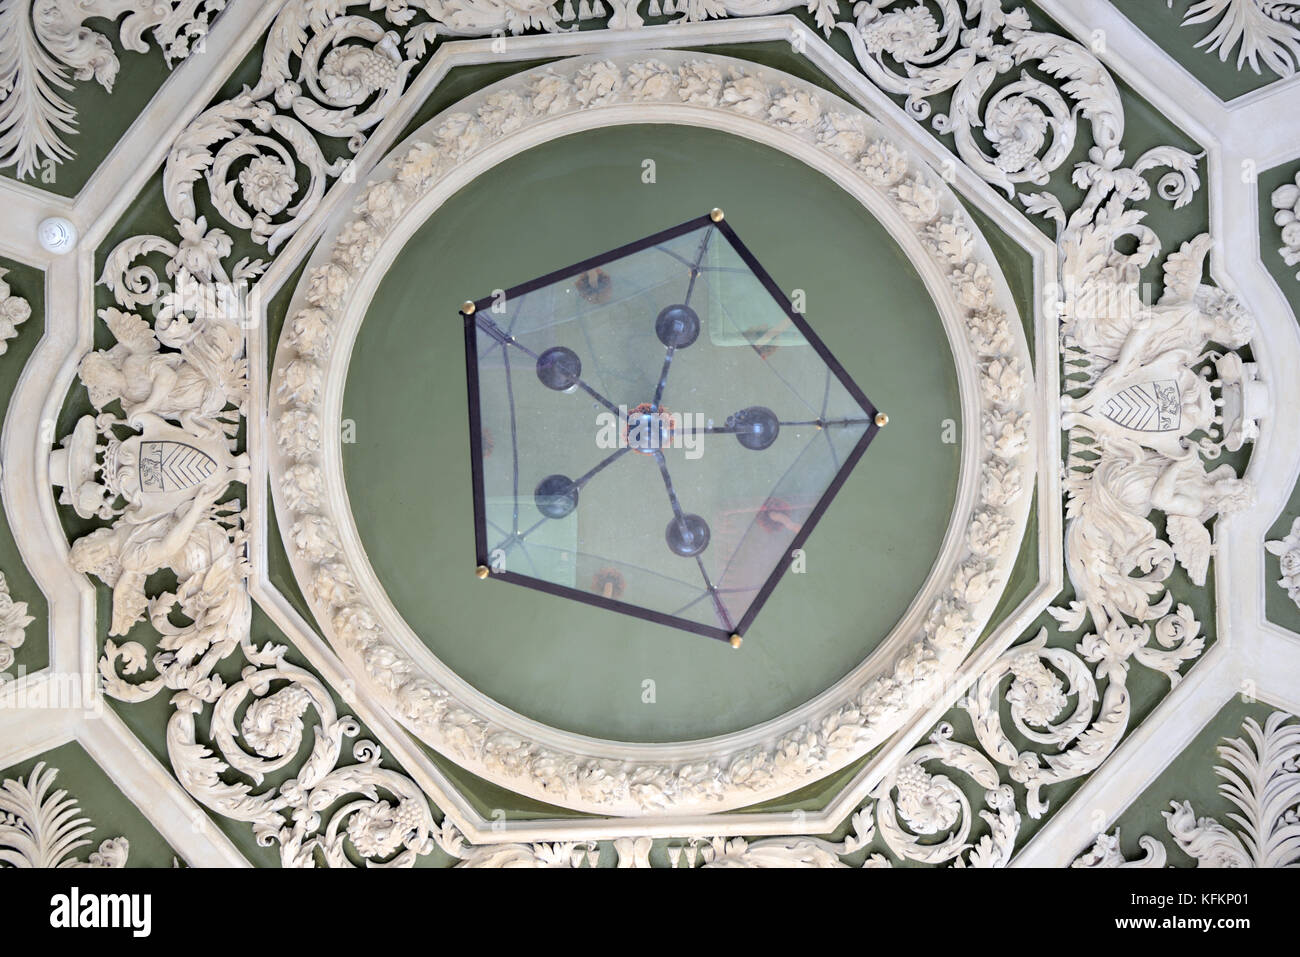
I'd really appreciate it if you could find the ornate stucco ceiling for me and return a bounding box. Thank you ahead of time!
[0,0,1297,871]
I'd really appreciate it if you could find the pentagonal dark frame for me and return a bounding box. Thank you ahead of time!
[460,213,881,643]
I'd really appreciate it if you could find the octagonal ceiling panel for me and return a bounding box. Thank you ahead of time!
[0,0,1289,879]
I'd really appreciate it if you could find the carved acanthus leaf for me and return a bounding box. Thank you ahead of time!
[0,0,225,179]
[0,762,129,868]
[1173,0,1300,80]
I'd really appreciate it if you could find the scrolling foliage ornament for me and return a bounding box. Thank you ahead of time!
[844,3,1263,861]
[57,0,1261,864]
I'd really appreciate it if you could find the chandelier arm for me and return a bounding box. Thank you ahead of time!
[573,446,631,490]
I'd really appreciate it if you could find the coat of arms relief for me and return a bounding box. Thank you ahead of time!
[50,273,249,650]
[1060,232,1261,600]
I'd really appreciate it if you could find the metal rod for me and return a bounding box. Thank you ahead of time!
[652,450,686,522]
[573,447,631,489]
[682,225,715,308]
[675,416,874,436]
[695,556,734,632]
[651,344,675,411]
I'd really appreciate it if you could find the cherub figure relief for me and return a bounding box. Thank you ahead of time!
[67,472,243,638]
[1065,437,1252,634]
[78,272,246,442]
[1054,231,1258,644]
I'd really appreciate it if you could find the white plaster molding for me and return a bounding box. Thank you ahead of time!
[438,812,888,867]
[78,0,287,245]
[866,215,1262,861]
[0,249,99,711]
[1041,0,1300,160]
[0,698,75,769]
[765,13,1259,843]
[1009,0,1300,869]
[1014,644,1238,867]
[246,15,1065,840]
[43,274,442,865]
[17,160,444,868]
[0,706,250,867]
[268,51,1038,816]
[0,175,74,264]
[46,0,1238,842]
[72,706,249,868]
[1017,627,1300,867]
[0,0,1286,860]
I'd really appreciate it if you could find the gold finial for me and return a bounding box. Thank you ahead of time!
[875,412,889,427]
[729,634,742,649]
[710,208,725,223]
[475,565,490,579]
[461,300,477,315]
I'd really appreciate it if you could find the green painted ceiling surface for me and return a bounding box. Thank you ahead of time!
[341,123,963,743]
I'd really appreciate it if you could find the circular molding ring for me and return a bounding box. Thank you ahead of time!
[268,52,1037,816]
